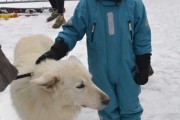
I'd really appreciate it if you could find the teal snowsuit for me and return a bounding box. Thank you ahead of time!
[56,0,152,119]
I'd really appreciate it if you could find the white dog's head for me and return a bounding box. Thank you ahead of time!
[30,56,110,110]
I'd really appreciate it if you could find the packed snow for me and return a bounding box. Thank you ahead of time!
[0,0,180,120]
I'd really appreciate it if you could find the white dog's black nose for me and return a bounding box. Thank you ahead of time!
[101,96,110,105]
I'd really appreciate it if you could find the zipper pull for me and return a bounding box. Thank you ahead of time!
[91,23,96,43]
[128,20,133,40]
[92,23,96,33]
[128,20,132,31]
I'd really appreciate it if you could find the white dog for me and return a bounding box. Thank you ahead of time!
[11,34,110,120]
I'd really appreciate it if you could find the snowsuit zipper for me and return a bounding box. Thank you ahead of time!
[91,23,96,43]
[128,20,133,40]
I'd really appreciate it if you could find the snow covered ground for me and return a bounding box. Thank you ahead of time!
[0,0,180,120]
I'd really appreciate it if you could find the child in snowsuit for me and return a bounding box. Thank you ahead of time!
[36,0,152,119]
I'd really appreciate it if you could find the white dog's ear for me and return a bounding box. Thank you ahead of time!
[30,74,60,89]
[68,55,82,64]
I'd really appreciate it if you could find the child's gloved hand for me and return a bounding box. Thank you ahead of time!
[135,68,149,85]
[135,54,152,85]
[36,39,69,64]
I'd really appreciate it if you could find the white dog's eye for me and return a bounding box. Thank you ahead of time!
[76,82,85,89]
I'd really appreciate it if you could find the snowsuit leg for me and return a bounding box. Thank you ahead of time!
[91,71,121,120]
[92,64,143,120]
[116,64,143,120]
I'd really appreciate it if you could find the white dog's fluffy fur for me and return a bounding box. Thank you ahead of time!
[11,34,110,120]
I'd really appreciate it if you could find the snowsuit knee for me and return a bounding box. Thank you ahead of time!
[56,0,152,119]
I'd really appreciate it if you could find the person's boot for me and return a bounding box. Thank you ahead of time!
[52,13,65,29]
[47,9,58,22]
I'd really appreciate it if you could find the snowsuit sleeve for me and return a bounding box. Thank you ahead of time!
[55,0,89,51]
[133,0,152,55]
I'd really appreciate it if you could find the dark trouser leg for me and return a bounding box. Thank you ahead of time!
[55,0,65,13]
[49,0,57,9]
[52,0,65,28]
